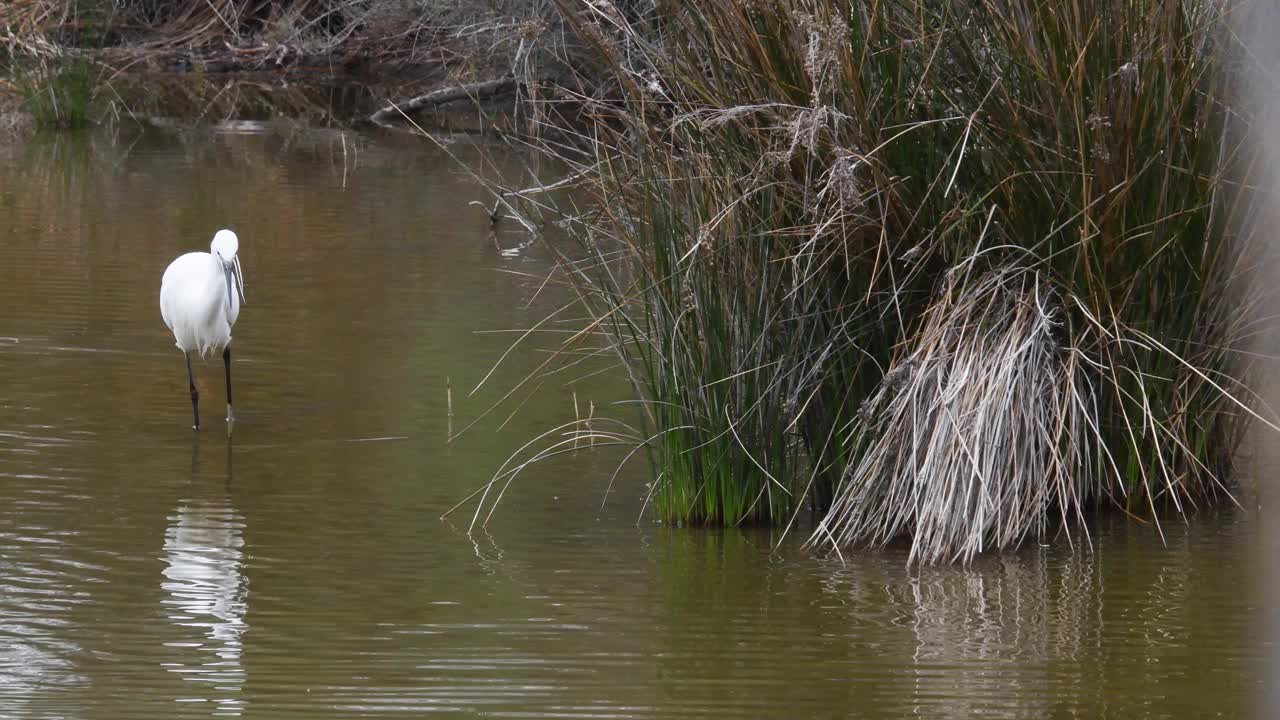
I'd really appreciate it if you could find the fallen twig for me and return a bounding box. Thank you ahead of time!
[370,76,518,124]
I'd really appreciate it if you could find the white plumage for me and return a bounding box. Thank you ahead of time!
[160,229,246,430]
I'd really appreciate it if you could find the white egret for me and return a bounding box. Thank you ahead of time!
[160,229,246,430]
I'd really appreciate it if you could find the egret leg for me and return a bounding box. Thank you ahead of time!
[186,352,200,431]
[223,345,234,425]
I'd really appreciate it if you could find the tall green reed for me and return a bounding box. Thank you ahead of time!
[484,0,1267,561]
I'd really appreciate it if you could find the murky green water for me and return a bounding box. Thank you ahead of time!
[0,124,1269,718]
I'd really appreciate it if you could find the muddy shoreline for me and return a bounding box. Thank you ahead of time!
[1,58,525,136]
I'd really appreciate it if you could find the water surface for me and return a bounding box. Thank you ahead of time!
[0,125,1267,718]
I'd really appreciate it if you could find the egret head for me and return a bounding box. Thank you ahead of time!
[210,229,246,306]
[210,229,239,264]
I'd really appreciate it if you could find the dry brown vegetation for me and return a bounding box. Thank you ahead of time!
[3,1,523,66]
[1,1,581,128]
[1,1,593,130]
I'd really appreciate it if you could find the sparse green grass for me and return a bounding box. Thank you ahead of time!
[18,59,95,129]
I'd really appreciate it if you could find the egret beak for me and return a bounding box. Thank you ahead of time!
[224,265,236,314]
[233,256,246,304]
[222,257,246,314]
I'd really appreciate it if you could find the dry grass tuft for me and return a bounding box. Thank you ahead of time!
[817,263,1094,564]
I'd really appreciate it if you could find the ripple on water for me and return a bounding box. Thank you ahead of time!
[0,128,1266,720]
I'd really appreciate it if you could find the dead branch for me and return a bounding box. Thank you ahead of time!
[369,76,517,124]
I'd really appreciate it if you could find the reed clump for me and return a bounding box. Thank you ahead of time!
[502,0,1267,562]
[16,59,95,128]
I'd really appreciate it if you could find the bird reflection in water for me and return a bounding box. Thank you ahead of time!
[160,442,247,716]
